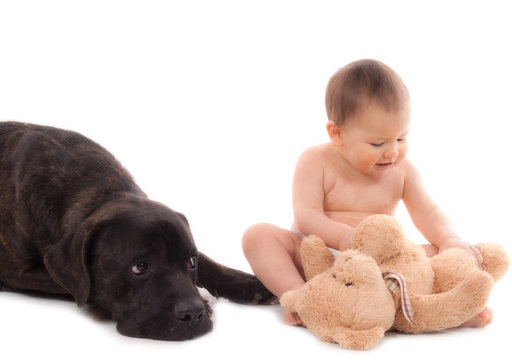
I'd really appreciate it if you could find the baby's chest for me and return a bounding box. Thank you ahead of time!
[323,177,403,214]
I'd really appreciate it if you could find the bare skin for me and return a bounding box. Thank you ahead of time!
[242,103,489,327]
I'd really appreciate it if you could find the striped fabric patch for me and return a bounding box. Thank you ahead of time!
[382,272,414,325]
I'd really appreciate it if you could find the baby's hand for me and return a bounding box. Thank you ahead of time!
[439,237,483,267]
[338,226,357,251]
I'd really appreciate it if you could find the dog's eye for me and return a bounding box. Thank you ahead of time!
[132,262,149,275]
[188,255,197,270]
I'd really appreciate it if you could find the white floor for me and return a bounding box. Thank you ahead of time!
[1,1,512,359]
[1,271,510,360]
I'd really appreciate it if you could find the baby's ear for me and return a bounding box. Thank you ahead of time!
[301,235,334,281]
[333,326,385,351]
[326,121,343,146]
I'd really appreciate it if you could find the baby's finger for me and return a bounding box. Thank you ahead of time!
[469,245,483,267]
[461,246,482,267]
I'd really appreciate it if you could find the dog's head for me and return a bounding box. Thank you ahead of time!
[43,196,212,340]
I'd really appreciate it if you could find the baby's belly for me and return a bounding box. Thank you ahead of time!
[324,210,388,227]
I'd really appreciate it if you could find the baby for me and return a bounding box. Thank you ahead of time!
[242,59,490,327]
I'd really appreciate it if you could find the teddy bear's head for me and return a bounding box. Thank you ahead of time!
[319,250,397,330]
[280,249,396,349]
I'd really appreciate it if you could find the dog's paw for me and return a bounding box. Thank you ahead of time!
[252,288,277,305]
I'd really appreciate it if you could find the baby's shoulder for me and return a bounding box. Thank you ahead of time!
[294,144,333,177]
[400,159,421,178]
[297,143,333,164]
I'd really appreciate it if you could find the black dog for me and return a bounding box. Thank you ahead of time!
[0,121,274,340]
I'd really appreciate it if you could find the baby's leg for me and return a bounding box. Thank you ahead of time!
[242,223,305,296]
[242,224,305,325]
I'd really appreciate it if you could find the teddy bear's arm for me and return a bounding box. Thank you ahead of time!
[332,326,385,351]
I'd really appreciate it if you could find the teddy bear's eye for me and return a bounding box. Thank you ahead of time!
[332,274,337,279]
[345,282,353,287]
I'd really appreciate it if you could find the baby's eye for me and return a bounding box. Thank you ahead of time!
[370,142,384,147]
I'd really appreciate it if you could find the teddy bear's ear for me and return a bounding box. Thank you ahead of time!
[280,288,301,312]
[301,235,334,281]
[332,326,385,351]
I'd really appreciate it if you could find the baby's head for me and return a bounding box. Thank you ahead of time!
[325,59,409,127]
[325,60,410,176]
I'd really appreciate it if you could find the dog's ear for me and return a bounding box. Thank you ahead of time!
[43,224,96,306]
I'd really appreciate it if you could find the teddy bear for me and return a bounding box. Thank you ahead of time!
[280,215,509,350]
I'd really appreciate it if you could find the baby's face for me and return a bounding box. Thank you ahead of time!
[337,103,410,177]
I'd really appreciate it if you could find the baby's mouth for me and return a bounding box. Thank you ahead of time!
[375,161,394,169]
[376,157,397,168]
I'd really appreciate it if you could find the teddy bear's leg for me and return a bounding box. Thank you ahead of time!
[431,248,476,293]
[394,269,493,333]
[332,326,385,351]
[300,235,334,281]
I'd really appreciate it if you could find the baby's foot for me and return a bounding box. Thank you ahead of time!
[283,309,305,327]
[460,306,493,328]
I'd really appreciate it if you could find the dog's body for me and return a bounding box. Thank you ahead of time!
[0,121,273,340]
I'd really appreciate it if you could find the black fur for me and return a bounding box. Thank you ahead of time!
[0,121,274,340]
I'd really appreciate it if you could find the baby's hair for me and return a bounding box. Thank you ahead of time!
[325,59,409,125]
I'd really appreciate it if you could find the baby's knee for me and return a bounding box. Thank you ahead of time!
[242,223,299,254]
[242,223,275,252]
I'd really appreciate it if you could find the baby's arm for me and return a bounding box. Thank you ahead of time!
[292,148,355,250]
[402,161,482,264]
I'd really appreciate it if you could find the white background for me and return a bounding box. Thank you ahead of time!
[1,1,510,359]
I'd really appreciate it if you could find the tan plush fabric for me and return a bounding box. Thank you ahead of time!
[280,215,509,350]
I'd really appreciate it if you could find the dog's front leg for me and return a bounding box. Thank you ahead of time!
[196,252,275,305]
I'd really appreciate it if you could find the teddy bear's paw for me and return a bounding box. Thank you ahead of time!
[476,242,509,282]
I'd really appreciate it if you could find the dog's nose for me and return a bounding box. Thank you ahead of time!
[175,302,207,325]
[176,309,206,324]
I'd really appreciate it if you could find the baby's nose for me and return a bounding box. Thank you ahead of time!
[384,147,399,159]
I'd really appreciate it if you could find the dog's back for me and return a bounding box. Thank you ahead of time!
[0,121,144,291]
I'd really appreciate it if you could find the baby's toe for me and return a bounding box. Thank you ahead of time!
[460,306,493,328]
[282,310,305,327]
